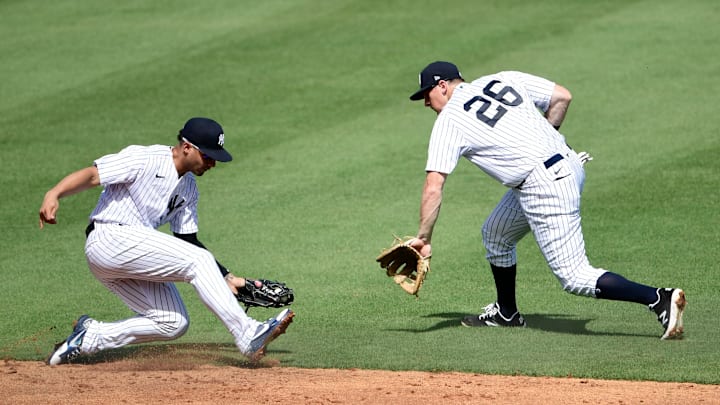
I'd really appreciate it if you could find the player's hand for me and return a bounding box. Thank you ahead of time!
[408,237,432,258]
[224,273,261,295]
[578,151,593,166]
[38,194,59,229]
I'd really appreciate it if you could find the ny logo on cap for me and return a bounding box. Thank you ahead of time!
[418,74,444,86]
[218,133,225,146]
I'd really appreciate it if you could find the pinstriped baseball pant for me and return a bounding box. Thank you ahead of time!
[482,150,606,297]
[80,223,261,354]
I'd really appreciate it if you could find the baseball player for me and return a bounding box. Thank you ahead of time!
[405,61,685,339]
[39,117,294,365]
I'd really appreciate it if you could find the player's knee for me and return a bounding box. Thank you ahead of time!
[154,315,189,340]
[481,221,495,242]
[189,249,219,275]
[482,223,517,251]
[482,234,516,267]
[559,278,597,297]
[481,233,502,255]
[163,318,189,339]
[557,265,606,297]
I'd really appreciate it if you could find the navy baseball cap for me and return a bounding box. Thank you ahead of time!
[409,61,463,101]
[179,117,233,162]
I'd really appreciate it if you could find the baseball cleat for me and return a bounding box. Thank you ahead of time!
[461,302,527,328]
[650,288,686,340]
[46,315,93,365]
[273,308,292,323]
[245,309,294,362]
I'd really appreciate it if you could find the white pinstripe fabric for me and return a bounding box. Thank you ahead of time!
[90,145,199,233]
[427,72,606,296]
[482,189,531,267]
[426,71,569,187]
[78,146,260,354]
[512,151,606,296]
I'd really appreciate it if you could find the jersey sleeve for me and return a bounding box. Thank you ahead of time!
[425,114,468,174]
[93,145,147,186]
[502,71,555,113]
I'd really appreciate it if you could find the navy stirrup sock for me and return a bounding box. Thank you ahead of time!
[490,264,518,316]
[595,272,658,305]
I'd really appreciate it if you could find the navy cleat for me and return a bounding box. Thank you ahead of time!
[46,315,93,365]
[461,302,527,328]
[649,288,686,340]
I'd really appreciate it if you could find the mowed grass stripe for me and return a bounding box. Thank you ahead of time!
[1,0,718,383]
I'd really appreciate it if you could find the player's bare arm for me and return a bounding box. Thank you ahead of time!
[545,84,572,130]
[413,171,447,257]
[39,165,101,228]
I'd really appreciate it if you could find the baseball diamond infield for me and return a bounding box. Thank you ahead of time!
[2,357,717,404]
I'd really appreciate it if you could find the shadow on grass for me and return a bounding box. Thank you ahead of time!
[391,312,656,338]
[63,342,290,369]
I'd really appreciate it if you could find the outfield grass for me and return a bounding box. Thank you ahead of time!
[1,0,718,384]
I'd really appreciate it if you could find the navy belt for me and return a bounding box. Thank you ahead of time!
[85,222,124,238]
[543,153,564,169]
[516,153,565,189]
[85,222,95,238]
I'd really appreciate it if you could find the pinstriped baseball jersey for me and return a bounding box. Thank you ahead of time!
[90,145,199,234]
[426,71,569,187]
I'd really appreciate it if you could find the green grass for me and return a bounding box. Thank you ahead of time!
[1,0,719,384]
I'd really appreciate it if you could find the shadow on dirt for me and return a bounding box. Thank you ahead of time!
[64,343,284,370]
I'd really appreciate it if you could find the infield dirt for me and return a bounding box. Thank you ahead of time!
[2,358,717,404]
